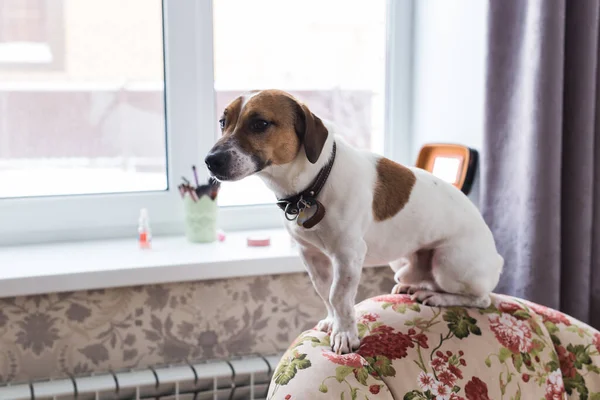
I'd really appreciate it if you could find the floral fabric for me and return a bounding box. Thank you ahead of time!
[267,294,600,400]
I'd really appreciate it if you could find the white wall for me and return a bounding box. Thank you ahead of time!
[410,0,488,161]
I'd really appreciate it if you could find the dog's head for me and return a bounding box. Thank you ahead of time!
[204,90,328,181]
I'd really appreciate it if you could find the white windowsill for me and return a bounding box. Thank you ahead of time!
[0,229,307,298]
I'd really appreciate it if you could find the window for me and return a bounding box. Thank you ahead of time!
[0,0,167,198]
[0,0,64,68]
[1,0,46,42]
[0,1,413,245]
[213,0,388,207]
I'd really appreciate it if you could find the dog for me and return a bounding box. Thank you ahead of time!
[205,89,503,354]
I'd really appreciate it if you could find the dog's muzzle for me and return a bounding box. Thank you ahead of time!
[205,151,231,177]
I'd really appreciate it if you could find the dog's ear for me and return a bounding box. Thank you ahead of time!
[292,101,329,164]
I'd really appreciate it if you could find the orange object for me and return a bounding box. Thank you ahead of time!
[415,143,478,195]
[139,232,151,249]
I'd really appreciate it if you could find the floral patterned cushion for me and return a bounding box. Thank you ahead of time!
[267,294,600,400]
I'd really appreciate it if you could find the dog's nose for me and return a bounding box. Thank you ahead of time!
[205,151,230,173]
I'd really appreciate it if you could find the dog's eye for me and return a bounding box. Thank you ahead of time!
[219,118,226,130]
[249,119,270,133]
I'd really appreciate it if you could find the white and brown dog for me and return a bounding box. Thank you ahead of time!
[205,90,503,354]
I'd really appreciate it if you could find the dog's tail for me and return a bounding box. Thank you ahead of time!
[496,253,505,274]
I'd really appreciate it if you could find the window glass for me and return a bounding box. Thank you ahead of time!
[0,0,167,198]
[213,0,387,206]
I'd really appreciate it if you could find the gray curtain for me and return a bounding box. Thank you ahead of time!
[482,0,600,328]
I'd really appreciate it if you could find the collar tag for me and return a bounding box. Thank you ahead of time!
[297,198,325,229]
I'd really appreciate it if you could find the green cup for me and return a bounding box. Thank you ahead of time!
[183,195,218,243]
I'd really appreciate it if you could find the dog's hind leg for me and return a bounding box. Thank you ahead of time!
[390,250,440,295]
[411,238,503,308]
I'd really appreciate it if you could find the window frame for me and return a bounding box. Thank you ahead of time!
[0,0,414,246]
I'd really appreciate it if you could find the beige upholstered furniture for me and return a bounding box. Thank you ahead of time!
[268,293,600,399]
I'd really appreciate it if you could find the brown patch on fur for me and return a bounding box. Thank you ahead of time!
[373,158,416,221]
[218,90,302,165]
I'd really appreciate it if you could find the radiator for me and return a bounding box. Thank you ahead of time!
[0,354,283,400]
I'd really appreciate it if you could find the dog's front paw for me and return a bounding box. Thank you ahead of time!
[316,317,334,332]
[331,328,360,354]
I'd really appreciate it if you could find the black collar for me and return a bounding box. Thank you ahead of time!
[276,141,337,219]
